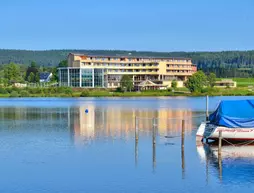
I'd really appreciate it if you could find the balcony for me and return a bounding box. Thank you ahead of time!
[166,71,193,76]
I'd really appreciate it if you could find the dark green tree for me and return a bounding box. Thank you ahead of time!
[120,75,133,92]
[35,73,40,83]
[25,63,39,81]
[185,71,207,92]
[28,72,35,83]
[3,63,23,83]
[207,73,216,87]
[58,60,68,67]
[171,80,177,89]
[30,61,37,68]
[51,67,59,82]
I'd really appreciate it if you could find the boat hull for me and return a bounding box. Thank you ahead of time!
[196,122,254,141]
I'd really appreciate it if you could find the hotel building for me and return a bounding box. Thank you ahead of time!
[58,53,197,89]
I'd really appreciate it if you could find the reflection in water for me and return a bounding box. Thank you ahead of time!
[69,106,196,144]
[0,105,198,142]
[197,142,254,183]
[0,107,69,131]
[2,98,254,192]
[0,105,197,176]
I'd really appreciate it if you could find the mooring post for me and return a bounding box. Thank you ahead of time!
[181,119,185,148]
[218,131,222,156]
[152,118,156,145]
[206,95,209,121]
[218,130,222,181]
[135,116,139,141]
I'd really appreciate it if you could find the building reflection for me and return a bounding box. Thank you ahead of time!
[0,107,69,124]
[0,106,196,143]
[69,105,195,144]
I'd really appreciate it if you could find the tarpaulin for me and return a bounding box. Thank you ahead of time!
[209,100,254,128]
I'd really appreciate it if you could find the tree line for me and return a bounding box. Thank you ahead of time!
[0,49,254,77]
[0,61,63,86]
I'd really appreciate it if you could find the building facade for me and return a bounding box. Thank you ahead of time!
[58,53,197,88]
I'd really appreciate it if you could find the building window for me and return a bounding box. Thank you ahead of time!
[59,69,68,86]
[94,69,104,87]
[69,69,80,87]
[81,69,93,87]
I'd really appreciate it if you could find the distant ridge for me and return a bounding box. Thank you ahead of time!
[0,49,254,70]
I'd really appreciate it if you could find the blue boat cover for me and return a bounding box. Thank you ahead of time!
[209,100,254,128]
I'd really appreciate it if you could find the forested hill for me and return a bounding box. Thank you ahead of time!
[1,49,254,77]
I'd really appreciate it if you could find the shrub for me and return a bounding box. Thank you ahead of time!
[64,88,73,96]
[171,80,177,89]
[115,87,123,92]
[25,87,41,94]
[201,88,209,93]
[49,87,57,94]
[33,87,43,94]
[185,71,207,92]
[20,90,30,97]
[6,87,13,93]
[11,87,20,92]
[201,87,220,94]
[0,88,8,94]
[57,87,69,93]
[167,88,172,92]
[80,90,89,97]
[10,91,19,97]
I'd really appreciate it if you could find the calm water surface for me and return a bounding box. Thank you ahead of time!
[0,96,254,193]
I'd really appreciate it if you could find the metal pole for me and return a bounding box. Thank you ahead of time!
[206,95,209,121]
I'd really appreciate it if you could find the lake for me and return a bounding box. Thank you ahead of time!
[1,96,254,193]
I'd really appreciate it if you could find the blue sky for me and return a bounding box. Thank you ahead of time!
[0,0,254,51]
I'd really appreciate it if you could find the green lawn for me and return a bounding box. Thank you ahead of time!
[216,78,254,87]
[233,78,254,87]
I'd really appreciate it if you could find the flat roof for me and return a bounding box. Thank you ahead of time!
[69,53,192,60]
[216,79,236,83]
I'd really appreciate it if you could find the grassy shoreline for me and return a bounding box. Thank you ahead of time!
[0,87,254,98]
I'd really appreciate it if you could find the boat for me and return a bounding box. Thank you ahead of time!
[196,100,254,142]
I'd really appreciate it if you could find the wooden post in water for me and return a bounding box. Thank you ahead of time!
[181,119,185,178]
[135,116,139,141]
[218,131,222,156]
[218,130,223,181]
[206,95,209,121]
